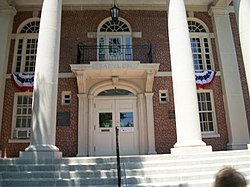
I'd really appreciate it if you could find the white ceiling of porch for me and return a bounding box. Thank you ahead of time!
[5,0,232,11]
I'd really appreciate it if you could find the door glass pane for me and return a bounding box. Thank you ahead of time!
[120,112,134,127]
[99,113,112,128]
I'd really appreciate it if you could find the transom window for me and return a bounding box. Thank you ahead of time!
[188,21,206,33]
[188,20,213,70]
[98,18,132,61]
[98,89,135,96]
[197,90,216,134]
[14,20,40,73]
[100,20,130,32]
[12,93,33,139]
[20,21,40,34]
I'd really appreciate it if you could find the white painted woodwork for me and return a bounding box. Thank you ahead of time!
[168,0,211,154]
[209,6,250,149]
[20,0,62,159]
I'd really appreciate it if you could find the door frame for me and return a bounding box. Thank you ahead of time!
[93,97,139,156]
[87,80,147,156]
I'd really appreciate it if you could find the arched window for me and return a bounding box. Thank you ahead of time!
[97,18,132,61]
[188,20,213,70]
[97,89,135,96]
[13,19,40,73]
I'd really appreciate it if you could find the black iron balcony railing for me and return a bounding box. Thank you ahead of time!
[77,43,152,64]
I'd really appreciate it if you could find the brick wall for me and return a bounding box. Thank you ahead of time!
[0,78,78,157]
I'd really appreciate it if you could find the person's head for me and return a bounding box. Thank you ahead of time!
[214,167,247,187]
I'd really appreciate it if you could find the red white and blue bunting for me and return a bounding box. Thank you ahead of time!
[11,73,34,91]
[10,71,215,91]
[195,70,216,88]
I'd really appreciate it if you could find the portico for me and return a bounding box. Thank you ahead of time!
[71,61,159,156]
[0,0,249,158]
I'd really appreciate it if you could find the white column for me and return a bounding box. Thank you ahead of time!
[209,7,250,150]
[77,94,88,156]
[145,93,156,154]
[88,95,94,156]
[137,94,147,154]
[20,0,62,159]
[168,0,212,154]
[0,5,16,145]
[234,0,250,96]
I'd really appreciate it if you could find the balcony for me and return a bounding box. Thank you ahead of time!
[77,43,153,64]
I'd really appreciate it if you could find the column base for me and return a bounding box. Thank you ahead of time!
[77,153,88,157]
[227,141,250,150]
[19,145,62,159]
[171,145,212,155]
[148,150,157,155]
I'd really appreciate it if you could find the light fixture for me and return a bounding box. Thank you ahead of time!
[110,0,120,23]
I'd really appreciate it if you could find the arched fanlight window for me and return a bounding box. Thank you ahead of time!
[97,18,132,61]
[100,20,130,32]
[188,20,213,70]
[98,89,135,96]
[20,21,40,34]
[14,19,40,73]
[188,21,207,33]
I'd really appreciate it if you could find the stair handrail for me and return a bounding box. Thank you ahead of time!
[115,126,121,187]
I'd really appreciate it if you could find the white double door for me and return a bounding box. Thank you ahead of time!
[93,98,139,156]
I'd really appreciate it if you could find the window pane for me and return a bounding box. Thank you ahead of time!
[120,112,134,127]
[16,118,21,128]
[15,95,33,136]
[98,89,134,96]
[99,113,112,128]
[24,39,38,72]
[198,92,215,133]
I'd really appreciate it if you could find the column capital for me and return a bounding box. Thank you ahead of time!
[77,93,88,99]
[209,6,229,16]
[145,70,156,92]
[137,93,144,99]
[76,73,87,94]
[0,6,17,16]
[144,92,154,97]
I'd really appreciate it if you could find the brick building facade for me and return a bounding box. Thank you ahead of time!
[0,0,249,158]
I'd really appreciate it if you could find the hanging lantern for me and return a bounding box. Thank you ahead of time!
[110,0,120,23]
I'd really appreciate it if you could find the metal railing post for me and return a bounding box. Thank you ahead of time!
[115,126,121,187]
[77,43,84,64]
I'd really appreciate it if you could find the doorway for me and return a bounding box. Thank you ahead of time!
[93,98,139,156]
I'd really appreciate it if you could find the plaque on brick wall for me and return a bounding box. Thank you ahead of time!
[168,110,175,119]
[57,112,70,126]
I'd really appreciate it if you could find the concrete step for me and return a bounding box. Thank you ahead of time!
[1,150,250,187]
[1,161,250,179]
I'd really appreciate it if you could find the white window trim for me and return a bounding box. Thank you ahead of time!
[62,91,72,105]
[12,18,40,73]
[10,92,33,143]
[159,90,169,104]
[188,18,215,71]
[190,34,215,71]
[197,89,219,138]
[97,17,133,61]
[12,34,39,73]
